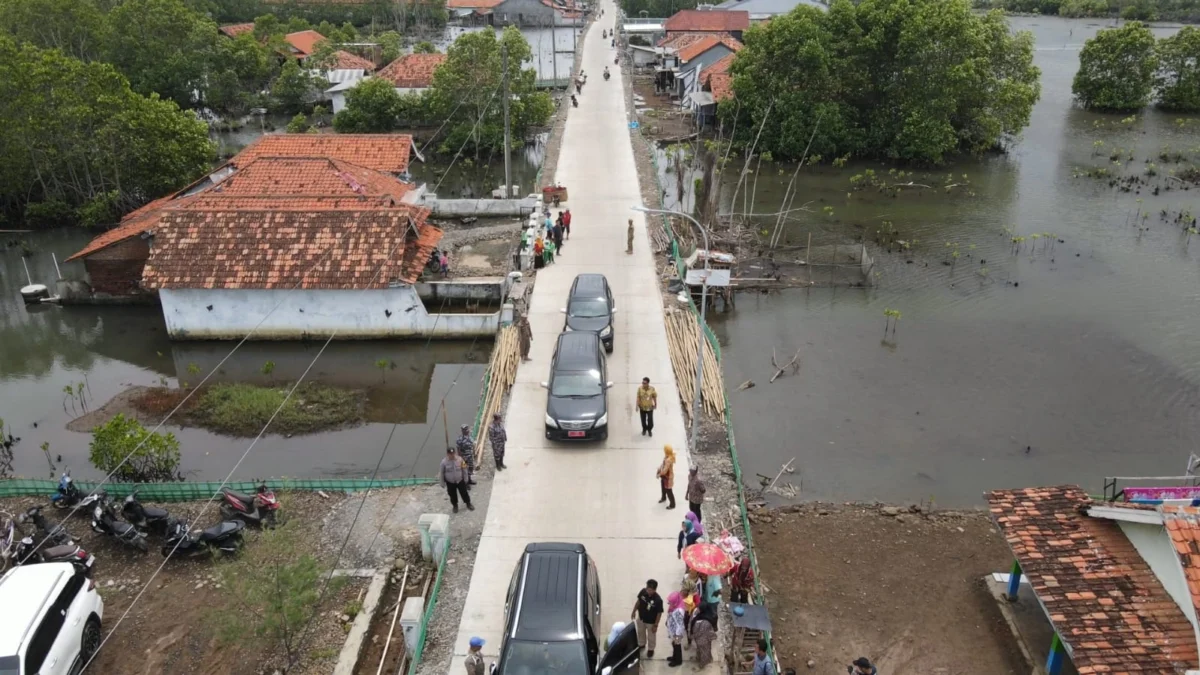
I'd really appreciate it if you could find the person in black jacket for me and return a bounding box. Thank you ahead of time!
[677,517,701,558]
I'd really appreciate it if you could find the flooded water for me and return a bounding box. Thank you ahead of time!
[701,17,1200,506]
[1,230,490,482]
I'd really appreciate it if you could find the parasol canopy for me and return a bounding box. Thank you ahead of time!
[681,542,735,576]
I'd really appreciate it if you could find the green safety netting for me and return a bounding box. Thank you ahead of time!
[0,477,436,502]
[407,535,451,675]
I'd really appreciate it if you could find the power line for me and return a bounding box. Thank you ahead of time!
[431,82,504,195]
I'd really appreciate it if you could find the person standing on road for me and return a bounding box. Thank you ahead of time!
[686,467,706,521]
[677,517,701,558]
[691,606,716,667]
[637,377,657,436]
[440,447,474,513]
[456,424,477,486]
[465,637,486,675]
[552,218,564,254]
[850,657,877,675]
[730,555,755,604]
[656,444,676,509]
[631,579,664,658]
[517,314,533,361]
[563,209,572,238]
[627,219,635,254]
[665,592,686,667]
[488,412,508,470]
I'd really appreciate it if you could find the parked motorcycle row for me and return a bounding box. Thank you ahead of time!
[0,471,284,575]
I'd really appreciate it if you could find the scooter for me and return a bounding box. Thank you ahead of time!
[13,535,94,573]
[571,95,579,108]
[162,517,245,558]
[122,491,171,536]
[50,469,83,509]
[21,505,78,548]
[604,68,610,81]
[219,483,280,528]
[90,493,149,553]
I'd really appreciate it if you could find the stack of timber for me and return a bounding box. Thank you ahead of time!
[476,325,520,464]
[664,308,725,421]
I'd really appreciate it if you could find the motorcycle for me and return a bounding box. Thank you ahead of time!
[21,505,78,548]
[13,535,94,573]
[219,483,280,528]
[604,68,610,81]
[571,95,578,108]
[122,491,171,536]
[90,493,149,553]
[162,518,245,558]
[50,469,84,509]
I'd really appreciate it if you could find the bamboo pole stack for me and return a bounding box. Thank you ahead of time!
[475,325,520,465]
[664,308,725,421]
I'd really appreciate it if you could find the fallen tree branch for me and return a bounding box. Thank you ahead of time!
[769,347,802,383]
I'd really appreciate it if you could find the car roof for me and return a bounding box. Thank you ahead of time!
[555,332,601,369]
[570,274,608,296]
[524,542,587,554]
[0,563,74,655]
[514,547,583,641]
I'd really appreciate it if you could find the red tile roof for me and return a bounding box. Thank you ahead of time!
[219,23,255,38]
[1162,505,1200,629]
[329,50,375,71]
[988,486,1200,674]
[665,10,749,34]
[446,0,504,8]
[702,53,736,101]
[376,53,447,89]
[285,30,326,57]
[234,134,414,174]
[141,206,440,290]
[675,34,742,63]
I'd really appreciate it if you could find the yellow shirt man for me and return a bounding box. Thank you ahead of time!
[637,378,657,437]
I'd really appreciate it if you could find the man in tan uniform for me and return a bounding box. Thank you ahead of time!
[627,218,635,254]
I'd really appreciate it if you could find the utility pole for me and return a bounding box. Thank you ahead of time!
[502,42,512,198]
[551,16,559,86]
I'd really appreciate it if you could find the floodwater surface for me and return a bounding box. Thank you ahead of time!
[704,17,1200,506]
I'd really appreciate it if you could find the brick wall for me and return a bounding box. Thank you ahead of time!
[83,237,150,295]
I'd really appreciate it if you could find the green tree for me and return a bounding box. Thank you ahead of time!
[333,77,402,132]
[271,58,319,113]
[1072,22,1158,111]
[413,40,438,54]
[0,0,109,61]
[376,30,402,62]
[252,12,283,40]
[1155,26,1200,112]
[427,27,552,155]
[286,112,310,133]
[103,0,225,108]
[725,0,1040,164]
[88,413,182,482]
[206,32,274,115]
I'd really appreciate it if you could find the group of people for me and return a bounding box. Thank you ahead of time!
[531,207,572,269]
[439,412,509,514]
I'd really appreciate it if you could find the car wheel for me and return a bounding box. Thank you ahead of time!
[79,617,101,668]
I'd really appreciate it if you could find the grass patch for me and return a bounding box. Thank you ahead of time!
[192,383,365,437]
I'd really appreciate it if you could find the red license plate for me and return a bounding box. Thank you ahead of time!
[567,431,586,438]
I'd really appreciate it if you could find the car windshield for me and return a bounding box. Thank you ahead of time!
[569,298,609,318]
[551,371,603,397]
[501,640,589,675]
[0,655,18,675]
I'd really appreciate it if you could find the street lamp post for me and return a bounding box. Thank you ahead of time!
[632,205,710,459]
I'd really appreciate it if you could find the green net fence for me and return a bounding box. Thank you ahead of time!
[407,535,451,675]
[0,477,436,501]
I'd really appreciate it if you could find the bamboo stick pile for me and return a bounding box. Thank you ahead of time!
[664,308,725,421]
[475,325,520,464]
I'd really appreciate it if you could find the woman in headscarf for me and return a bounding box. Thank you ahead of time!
[730,556,755,604]
[677,517,701,558]
[656,445,676,509]
[691,605,716,667]
[665,592,686,666]
[685,510,704,538]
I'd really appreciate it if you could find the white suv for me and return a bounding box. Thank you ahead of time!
[0,562,104,675]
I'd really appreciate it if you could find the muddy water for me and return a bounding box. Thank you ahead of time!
[699,17,1200,506]
[1,230,490,482]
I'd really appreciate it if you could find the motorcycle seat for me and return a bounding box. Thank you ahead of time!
[224,489,255,503]
[111,521,139,537]
[43,544,77,559]
[142,506,169,519]
[199,521,243,541]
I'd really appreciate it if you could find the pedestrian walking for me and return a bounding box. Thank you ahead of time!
[517,314,532,361]
[686,467,706,521]
[637,377,657,436]
[563,209,572,238]
[677,517,701,558]
[487,412,508,470]
[456,424,477,486]
[552,219,564,254]
[544,213,554,231]
[627,218,635,254]
[440,447,474,513]
[465,637,486,675]
[691,607,716,667]
[665,592,686,667]
[730,556,755,604]
[630,579,663,658]
[753,639,775,675]
[439,251,450,276]
[533,236,545,269]
[544,238,556,264]
[656,445,676,509]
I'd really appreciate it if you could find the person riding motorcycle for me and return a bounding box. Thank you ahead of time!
[603,66,610,80]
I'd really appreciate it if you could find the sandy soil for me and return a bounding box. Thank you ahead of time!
[754,503,1028,675]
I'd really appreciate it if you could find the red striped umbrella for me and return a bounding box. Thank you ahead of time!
[682,542,735,576]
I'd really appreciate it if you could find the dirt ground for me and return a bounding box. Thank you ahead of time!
[631,77,695,141]
[753,503,1028,675]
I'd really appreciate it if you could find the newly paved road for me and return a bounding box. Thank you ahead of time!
[450,2,718,673]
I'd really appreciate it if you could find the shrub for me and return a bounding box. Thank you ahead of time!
[193,383,364,436]
[89,413,182,482]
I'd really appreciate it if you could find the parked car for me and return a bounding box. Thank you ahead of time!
[0,561,103,675]
[493,543,639,675]
[562,274,616,353]
[541,332,612,441]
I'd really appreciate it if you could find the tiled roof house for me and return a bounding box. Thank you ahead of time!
[664,10,749,38]
[701,53,736,102]
[284,30,326,58]
[218,23,255,38]
[234,134,415,175]
[988,485,1200,674]
[376,53,447,91]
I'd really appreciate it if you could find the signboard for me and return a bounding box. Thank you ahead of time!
[1124,486,1200,501]
[685,268,730,287]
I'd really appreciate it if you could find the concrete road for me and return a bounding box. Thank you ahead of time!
[449,2,719,674]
